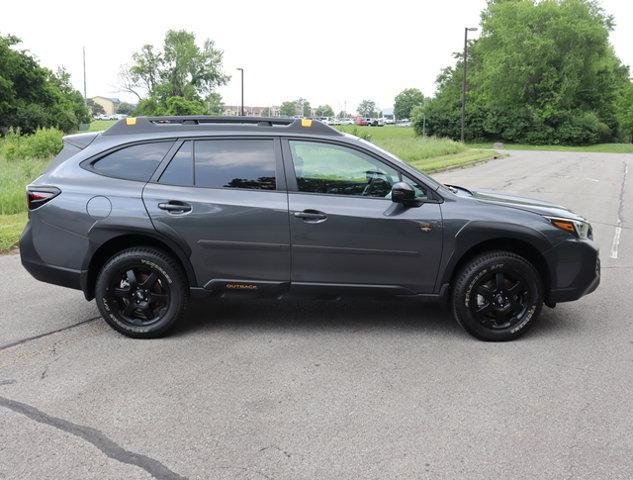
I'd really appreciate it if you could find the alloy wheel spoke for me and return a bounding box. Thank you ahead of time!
[507,280,524,296]
[477,284,495,298]
[123,301,137,317]
[113,287,130,298]
[140,303,154,319]
[477,302,493,315]
[141,272,158,289]
[148,292,168,303]
[495,272,504,291]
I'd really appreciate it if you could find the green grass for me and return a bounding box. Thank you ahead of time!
[0,155,49,216]
[88,119,116,131]
[0,212,27,252]
[468,141,633,153]
[339,126,499,173]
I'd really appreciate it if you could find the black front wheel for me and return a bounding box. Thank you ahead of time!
[95,247,189,338]
[451,251,543,341]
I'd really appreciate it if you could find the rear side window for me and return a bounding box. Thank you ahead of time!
[93,142,173,182]
[159,141,193,186]
[195,139,276,190]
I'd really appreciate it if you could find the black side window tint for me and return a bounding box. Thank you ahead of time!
[195,139,276,190]
[93,142,173,182]
[159,141,193,186]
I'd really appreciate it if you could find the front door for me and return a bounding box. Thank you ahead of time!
[143,137,290,291]
[283,139,442,294]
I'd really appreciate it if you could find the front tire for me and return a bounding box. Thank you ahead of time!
[95,247,189,338]
[451,251,543,341]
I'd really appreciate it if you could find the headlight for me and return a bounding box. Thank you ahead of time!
[545,216,592,239]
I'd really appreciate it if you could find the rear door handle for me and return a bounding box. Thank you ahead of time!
[293,210,327,222]
[158,201,192,214]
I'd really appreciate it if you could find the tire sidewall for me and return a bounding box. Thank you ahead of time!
[95,250,186,338]
[453,255,543,341]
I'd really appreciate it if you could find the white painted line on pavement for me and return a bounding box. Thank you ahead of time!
[610,224,621,259]
[610,163,628,259]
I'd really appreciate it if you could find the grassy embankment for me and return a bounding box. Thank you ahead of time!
[468,141,633,153]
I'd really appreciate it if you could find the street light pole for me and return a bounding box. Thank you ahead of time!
[461,27,478,143]
[237,68,244,116]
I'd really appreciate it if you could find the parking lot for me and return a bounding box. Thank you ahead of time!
[1,149,632,479]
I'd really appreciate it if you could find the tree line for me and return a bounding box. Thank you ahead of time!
[413,0,633,144]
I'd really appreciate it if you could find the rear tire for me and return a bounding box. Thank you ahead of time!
[95,247,189,338]
[451,251,543,341]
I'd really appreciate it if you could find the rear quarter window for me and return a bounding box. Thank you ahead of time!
[92,142,173,182]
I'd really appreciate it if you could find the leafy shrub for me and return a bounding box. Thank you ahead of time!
[1,128,63,162]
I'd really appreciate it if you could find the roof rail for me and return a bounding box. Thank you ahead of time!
[102,116,342,136]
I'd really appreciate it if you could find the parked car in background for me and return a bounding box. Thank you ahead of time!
[340,118,354,125]
[21,116,599,342]
[355,117,369,126]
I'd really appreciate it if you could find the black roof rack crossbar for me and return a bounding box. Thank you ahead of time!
[102,116,343,136]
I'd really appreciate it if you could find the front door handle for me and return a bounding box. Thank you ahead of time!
[293,210,327,222]
[158,201,192,214]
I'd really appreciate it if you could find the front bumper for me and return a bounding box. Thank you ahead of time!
[547,238,600,303]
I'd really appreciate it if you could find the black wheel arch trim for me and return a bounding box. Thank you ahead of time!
[438,220,556,293]
[81,224,197,301]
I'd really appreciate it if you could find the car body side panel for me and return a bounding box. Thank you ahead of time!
[142,184,291,287]
[287,193,443,294]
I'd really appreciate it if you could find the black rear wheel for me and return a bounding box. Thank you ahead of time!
[451,251,543,341]
[95,247,188,338]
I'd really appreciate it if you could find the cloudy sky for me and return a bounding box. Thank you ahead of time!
[2,0,631,113]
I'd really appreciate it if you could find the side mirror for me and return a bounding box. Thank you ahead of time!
[391,181,416,204]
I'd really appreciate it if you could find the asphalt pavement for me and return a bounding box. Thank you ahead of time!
[1,150,632,479]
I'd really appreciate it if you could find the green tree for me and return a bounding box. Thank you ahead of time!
[357,99,377,118]
[279,101,297,117]
[416,0,630,145]
[297,98,311,117]
[394,88,425,119]
[616,82,633,142]
[337,111,349,119]
[315,104,335,117]
[279,98,311,117]
[116,102,136,115]
[0,35,89,133]
[122,29,229,115]
[206,92,224,115]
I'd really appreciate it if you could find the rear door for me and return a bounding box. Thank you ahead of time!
[282,138,443,294]
[143,137,290,291]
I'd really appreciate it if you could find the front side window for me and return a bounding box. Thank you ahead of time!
[93,142,173,182]
[195,139,276,190]
[288,140,427,198]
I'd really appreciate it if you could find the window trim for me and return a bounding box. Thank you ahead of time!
[81,139,177,183]
[149,135,286,192]
[280,137,442,203]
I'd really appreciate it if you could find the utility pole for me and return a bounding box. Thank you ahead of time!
[82,46,87,103]
[237,68,244,116]
[461,27,478,143]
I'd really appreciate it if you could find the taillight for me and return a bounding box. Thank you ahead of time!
[26,187,60,210]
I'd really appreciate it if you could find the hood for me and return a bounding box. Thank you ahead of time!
[455,186,586,222]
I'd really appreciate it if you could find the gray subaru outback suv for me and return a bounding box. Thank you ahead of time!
[20,116,600,341]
